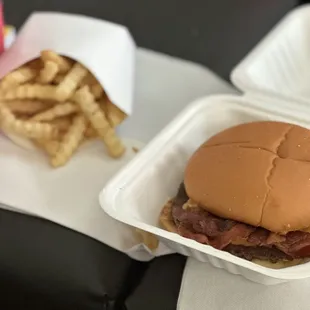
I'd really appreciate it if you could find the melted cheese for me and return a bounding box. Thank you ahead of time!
[182,199,199,210]
[231,238,253,247]
[253,259,304,269]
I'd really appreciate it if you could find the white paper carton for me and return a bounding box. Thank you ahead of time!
[0,12,135,115]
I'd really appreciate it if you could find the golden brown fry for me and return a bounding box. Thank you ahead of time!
[56,63,89,101]
[27,58,43,71]
[0,84,59,101]
[80,72,98,87]
[136,229,159,251]
[73,86,125,158]
[37,61,59,84]
[40,50,72,73]
[103,99,127,127]
[35,139,60,156]
[0,66,37,90]
[0,50,127,168]
[51,114,87,167]
[90,83,104,99]
[4,100,52,115]
[49,117,72,133]
[84,124,98,139]
[0,102,58,139]
[80,73,103,99]
[53,74,65,85]
[31,102,78,122]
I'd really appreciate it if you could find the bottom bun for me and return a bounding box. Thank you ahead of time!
[159,201,305,269]
[159,200,178,233]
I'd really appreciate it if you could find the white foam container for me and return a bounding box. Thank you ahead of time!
[231,4,310,104]
[100,5,310,285]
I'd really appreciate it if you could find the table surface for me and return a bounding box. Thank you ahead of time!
[1,1,301,309]
[4,0,297,79]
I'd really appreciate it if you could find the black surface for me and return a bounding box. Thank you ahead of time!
[126,255,186,310]
[0,209,144,310]
[4,0,297,79]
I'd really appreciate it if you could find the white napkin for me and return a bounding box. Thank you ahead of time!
[178,258,310,310]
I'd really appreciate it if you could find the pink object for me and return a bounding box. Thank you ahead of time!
[0,1,4,54]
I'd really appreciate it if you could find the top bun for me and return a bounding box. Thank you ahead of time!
[184,121,310,233]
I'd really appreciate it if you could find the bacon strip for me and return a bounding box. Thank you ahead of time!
[171,184,310,260]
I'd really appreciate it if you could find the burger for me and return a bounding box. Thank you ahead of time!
[159,121,310,268]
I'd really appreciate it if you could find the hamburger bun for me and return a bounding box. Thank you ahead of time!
[184,121,310,234]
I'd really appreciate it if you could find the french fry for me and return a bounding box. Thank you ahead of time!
[80,73,104,99]
[27,58,44,71]
[49,116,72,132]
[73,86,125,158]
[0,66,37,90]
[80,73,98,87]
[31,102,78,122]
[37,61,59,84]
[84,124,98,139]
[53,74,66,85]
[40,50,72,73]
[136,229,159,251]
[4,100,52,115]
[0,102,58,139]
[103,99,127,127]
[34,139,60,157]
[90,83,104,99]
[81,73,103,99]
[0,84,59,101]
[51,114,87,167]
[0,50,126,168]
[55,63,89,101]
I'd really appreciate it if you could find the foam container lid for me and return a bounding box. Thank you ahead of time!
[231,5,310,107]
[100,5,310,285]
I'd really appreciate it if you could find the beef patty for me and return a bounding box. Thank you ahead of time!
[171,183,310,262]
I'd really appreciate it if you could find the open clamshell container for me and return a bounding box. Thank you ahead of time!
[100,5,310,285]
